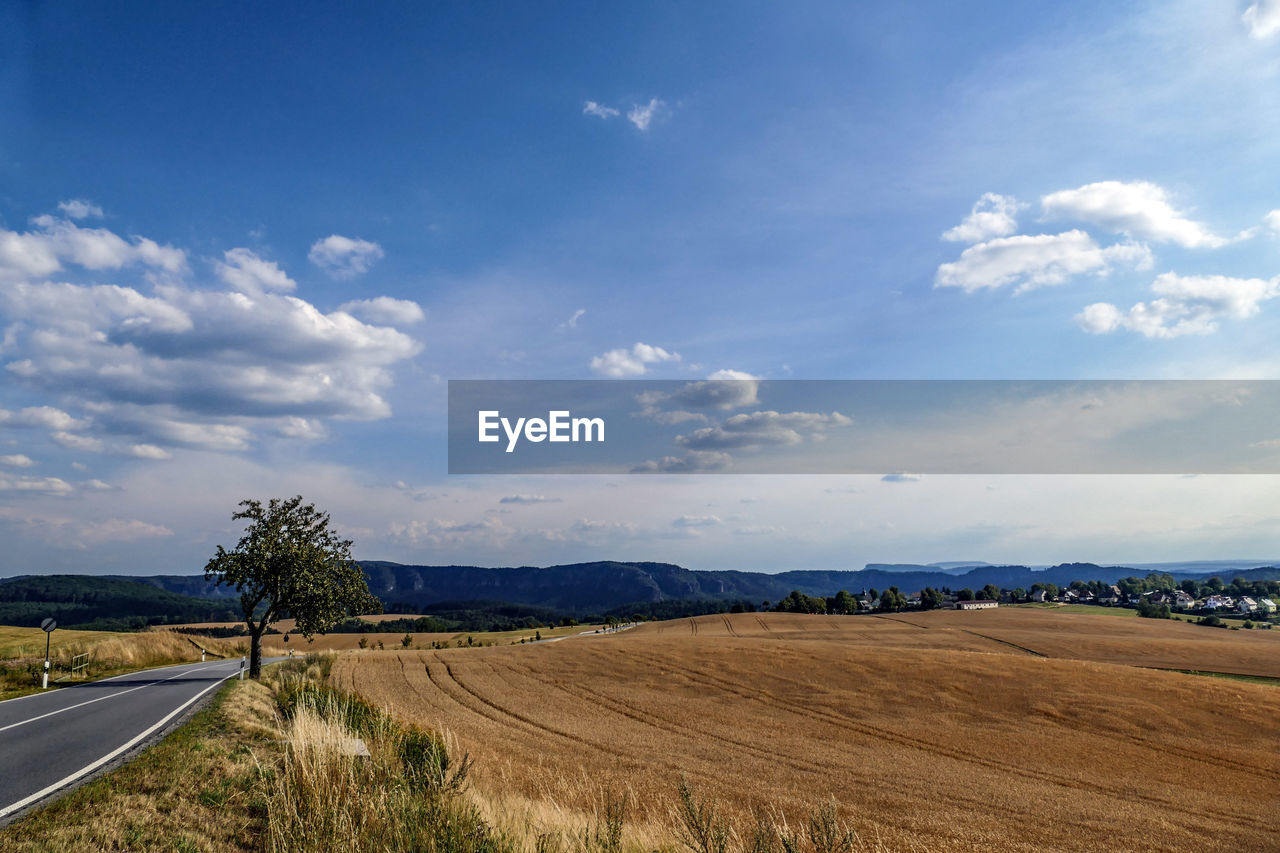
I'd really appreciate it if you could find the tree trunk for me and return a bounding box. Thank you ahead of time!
[249,625,264,679]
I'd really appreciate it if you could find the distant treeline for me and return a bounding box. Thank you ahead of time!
[0,575,241,630]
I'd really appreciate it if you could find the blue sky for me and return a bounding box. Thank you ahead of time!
[3,1,1280,575]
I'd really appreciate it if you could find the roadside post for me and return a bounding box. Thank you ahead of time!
[201,648,206,662]
[40,617,56,690]
[239,655,245,680]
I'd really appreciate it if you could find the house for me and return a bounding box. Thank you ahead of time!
[1062,590,1079,602]
[1260,598,1277,613]
[1098,585,1121,605]
[1173,590,1195,609]
[955,599,998,610]
[1030,589,1048,603]
[1202,595,1233,611]
[1077,590,1096,603]
[1237,597,1258,614]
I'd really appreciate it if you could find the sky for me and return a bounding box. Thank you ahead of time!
[3,1,1280,575]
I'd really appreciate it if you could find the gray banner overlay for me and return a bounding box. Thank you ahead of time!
[448,379,1280,474]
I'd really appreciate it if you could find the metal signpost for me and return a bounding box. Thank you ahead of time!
[40,617,56,690]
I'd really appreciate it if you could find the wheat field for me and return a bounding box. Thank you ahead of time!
[333,609,1280,852]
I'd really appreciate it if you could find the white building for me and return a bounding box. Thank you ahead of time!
[955,599,998,610]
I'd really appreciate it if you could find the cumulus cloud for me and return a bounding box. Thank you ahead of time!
[0,406,87,430]
[217,248,296,294]
[499,494,563,504]
[676,410,852,451]
[57,199,103,220]
[0,214,185,279]
[590,342,681,376]
[582,101,620,119]
[935,230,1152,292]
[51,431,104,452]
[0,454,34,467]
[1041,181,1228,249]
[1076,273,1280,339]
[1244,0,1280,38]
[0,473,73,494]
[631,450,733,473]
[0,218,421,455]
[308,235,385,278]
[881,473,923,483]
[942,193,1024,243]
[637,375,761,421]
[627,98,665,131]
[338,296,425,326]
[1265,210,1280,235]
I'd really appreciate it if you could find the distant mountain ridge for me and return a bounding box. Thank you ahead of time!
[6,560,1280,622]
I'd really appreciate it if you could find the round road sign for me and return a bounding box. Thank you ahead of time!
[40,617,57,632]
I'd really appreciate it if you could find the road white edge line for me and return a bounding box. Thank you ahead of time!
[0,663,226,734]
[0,670,236,819]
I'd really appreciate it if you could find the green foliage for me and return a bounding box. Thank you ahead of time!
[876,586,907,612]
[0,575,238,630]
[205,496,381,677]
[919,587,945,610]
[1199,614,1224,627]
[1136,598,1172,619]
[674,776,731,853]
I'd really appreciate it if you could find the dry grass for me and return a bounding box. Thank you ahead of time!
[334,610,1280,853]
[0,625,257,699]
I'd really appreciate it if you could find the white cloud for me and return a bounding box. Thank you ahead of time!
[78,518,172,544]
[57,199,104,220]
[1041,181,1227,248]
[0,473,72,494]
[582,101,620,119]
[706,369,759,381]
[1244,0,1280,38]
[1077,273,1280,339]
[1,270,420,450]
[130,444,173,460]
[627,98,665,131]
[935,230,1152,293]
[499,494,563,504]
[676,410,852,451]
[0,406,86,430]
[881,473,923,483]
[631,450,733,473]
[1265,210,1280,235]
[590,342,681,376]
[559,308,586,330]
[0,214,185,280]
[308,235,385,278]
[217,248,296,294]
[942,193,1024,243]
[338,296,425,326]
[80,479,113,490]
[672,514,721,528]
[0,454,34,467]
[51,431,104,452]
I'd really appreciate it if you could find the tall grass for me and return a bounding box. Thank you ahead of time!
[265,657,510,853]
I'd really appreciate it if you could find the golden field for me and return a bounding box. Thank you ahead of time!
[334,609,1280,853]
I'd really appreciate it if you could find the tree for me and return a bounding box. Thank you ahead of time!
[981,584,1001,602]
[831,590,857,615]
[878,586,907,612]
[920,587,945,611]
[956,588,976,602]
[205,496,380,678]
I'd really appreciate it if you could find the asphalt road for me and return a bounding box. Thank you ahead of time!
[0,656,275,825]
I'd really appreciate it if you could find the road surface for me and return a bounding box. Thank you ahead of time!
[0,656,274,825]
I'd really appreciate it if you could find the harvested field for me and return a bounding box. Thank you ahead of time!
[334,610,1280,852]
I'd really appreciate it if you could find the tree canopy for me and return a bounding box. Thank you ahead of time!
[205,496,381,677]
